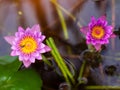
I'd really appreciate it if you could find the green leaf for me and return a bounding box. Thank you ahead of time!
[0,56,22,79]
[0,56,22,89]
[0,56,19,65]
[0,55,42,90]
[6,69,42,90]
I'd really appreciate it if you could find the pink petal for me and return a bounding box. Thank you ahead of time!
[91,40,97,45]
[104,39,109,44]
[26,27,31,32]
[110,33,116,38]
[22,60,31,68]
[91,16,96,24]
[11,45,16,49]
[97,16,107,26]
[94,43,101,51]
[4,36,15,45]
[11,50,20,56]
[40,35,46,41]
[39,48,46,53]
[39,43,46,48]
[24,55,30,61]
[102,20,107,26]
[86,39,91,44]
[15,32,24,37]
[33,52,39,57]
[106,26,113,33]
[99,15,106,21]
[29,57,35,63]
[44,46,51,52]
[19,55,24,61]
[36,55,42,60]
[80,26,89,35]
[31,24,41,32]
[86,33,91,39]
[38,35,45,42]
[11,51,17,56]
[39,46,51,53]
[100,40,106,44]
[18,26,24,32]
[37,32,42,37]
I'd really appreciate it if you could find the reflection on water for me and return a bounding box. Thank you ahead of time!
[0,0,120,87]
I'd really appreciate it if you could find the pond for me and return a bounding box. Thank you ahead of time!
[0,0,120,90]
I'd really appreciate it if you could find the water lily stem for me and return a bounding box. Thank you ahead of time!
[46,38,75,84]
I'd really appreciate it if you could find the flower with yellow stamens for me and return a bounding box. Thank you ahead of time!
[91,26,105,39]
[4,24,51,67]
[80,16,116,51]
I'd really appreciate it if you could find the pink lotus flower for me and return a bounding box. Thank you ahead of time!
[80,16,116,51]
[4,24,51,67]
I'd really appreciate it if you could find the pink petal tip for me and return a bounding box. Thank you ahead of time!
[31,24,41,32]
[94,43,101,51]
[4,36,15,45]
[80,26,89,35]
[110,33,116,38]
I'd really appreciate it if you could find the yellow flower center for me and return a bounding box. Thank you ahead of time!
[19,36,37,54]
[91,26,105,39]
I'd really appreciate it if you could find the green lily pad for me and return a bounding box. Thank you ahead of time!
[6,69,42,90]
[0,56,19,65]
[0,56,21,80]
[0,55,42,90]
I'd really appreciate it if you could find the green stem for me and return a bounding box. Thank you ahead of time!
[78,61,86,80]
[76,60,86,87]
[86,86,120,89]
[56,4,69,39]
[48,37,75,84]
[50,0,82,27]
[51,0,68,39]
[46,39,70,83]
[42,55,52,67]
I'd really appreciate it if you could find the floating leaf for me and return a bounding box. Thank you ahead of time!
[5,69,42,90]
[0,56,21,78]
[0,56,42,90]
[0,56,18,65]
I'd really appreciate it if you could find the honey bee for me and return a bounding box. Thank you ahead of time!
[20,44,25,48]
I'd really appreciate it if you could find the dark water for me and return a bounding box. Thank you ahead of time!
[0,0,120,88]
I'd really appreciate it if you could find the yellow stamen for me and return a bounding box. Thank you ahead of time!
[91,26,105,39]
[19,36,37,54]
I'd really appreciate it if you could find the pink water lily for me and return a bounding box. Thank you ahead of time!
[80,16,116,51]
[4,24,51,67]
